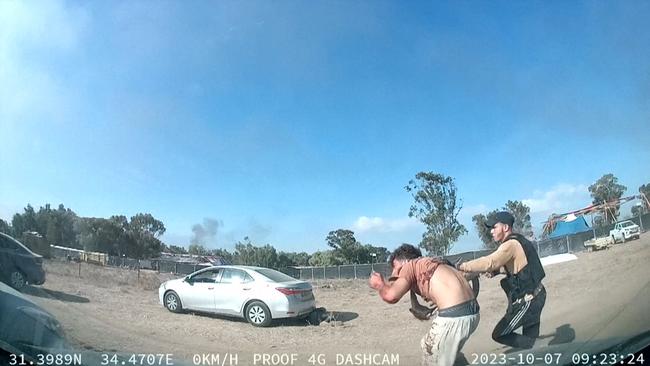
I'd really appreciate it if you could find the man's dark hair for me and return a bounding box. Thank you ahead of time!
[389,243,422,267]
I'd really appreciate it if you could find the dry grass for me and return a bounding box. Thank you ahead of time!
[44,259,179,291]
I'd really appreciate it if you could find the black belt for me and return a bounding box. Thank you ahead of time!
[512,283,544,305]
[438,299,480,317]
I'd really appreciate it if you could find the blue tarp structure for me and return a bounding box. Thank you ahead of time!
[549,215,592,238]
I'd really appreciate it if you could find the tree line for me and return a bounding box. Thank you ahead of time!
[1,173,647,265]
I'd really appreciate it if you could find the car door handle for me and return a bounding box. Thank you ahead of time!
[243,287,251,290]
[207,287,214,290]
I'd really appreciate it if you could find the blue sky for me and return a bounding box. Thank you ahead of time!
[1,1,648,254]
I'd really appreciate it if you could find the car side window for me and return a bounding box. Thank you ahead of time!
[220,269,253,284]
[191,269,221,283]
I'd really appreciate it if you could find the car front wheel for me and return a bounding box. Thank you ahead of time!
[245,301,272,327]
[164,291,183,313]
[9,270,26,290]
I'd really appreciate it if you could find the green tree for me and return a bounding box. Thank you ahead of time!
[588,174,627,224]
[504,200,534,238]
[0,219,11,235]
[472,210,499,249]
[76,217,123,254]
[326,229,362,264]
[473,201,534,249]
[188,243,208,256]
[631,205,646,217]
[286,252,311,266]
[405,172,467,255]
[165,244,188,254]
[357,244,390,263]
[11,204,38,240]
[129,213,166,237]
[308,250,341,266]
[233,237,279,267]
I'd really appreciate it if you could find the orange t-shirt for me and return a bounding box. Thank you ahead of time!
[396,258,441,301]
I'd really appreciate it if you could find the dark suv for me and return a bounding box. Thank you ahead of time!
[0,232,46,290]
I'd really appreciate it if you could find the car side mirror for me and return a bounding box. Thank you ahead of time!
[184,276,193,284]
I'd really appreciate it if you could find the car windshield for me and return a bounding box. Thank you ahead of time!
[253,268,300,283]
[1,2,648,365]
[2,234,37,256]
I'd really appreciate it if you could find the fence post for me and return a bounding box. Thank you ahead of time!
[137,261,141,283]
[323,266,326,280]
[338,265,341,279]
[566,236,570,254]
[640,214,645,232]
[311,268,314,281]
[78,261,81,278]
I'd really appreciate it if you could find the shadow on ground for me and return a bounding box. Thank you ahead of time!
[22,286,90,303]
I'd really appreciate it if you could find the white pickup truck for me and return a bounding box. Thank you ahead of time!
[610,220,641,243]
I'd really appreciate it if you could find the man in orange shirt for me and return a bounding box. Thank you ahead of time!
[458,211,546,350]
[369,244,480,366]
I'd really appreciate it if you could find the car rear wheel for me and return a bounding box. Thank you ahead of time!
[245,301,272,327]
[9,270,26,290]
[164,291,183,313]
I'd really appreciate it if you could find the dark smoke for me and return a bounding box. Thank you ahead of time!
[191,218,223,246]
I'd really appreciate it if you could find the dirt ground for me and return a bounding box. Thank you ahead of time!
[22,234,650,365]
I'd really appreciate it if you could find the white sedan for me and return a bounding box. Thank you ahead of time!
[159,265,315,327]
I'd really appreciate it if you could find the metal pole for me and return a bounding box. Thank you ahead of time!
[311,267,314,281]
[338,265,341,279]
[566,235,571,253]
[354,264,357,279]
[639,212,644,232]
[591,213,596,238]
[323,266,326,279]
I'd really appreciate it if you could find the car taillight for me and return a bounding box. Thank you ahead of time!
[276,287,302,296]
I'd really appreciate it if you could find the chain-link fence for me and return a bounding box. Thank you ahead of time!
[47,212,649,280]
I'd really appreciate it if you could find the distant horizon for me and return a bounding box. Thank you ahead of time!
[2,190,646,256]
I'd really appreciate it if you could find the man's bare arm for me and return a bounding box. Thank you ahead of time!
[369,272,411,304]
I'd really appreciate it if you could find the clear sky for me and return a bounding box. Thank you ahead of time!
[1,1,648,255]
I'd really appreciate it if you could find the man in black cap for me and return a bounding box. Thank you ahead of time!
[457,211,546,349]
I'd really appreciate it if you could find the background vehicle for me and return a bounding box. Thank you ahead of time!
[610,220,641,243]
[0,233,46,290]
[159,265,315,327]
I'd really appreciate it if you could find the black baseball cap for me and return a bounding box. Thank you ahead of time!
[485,211,515,228]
